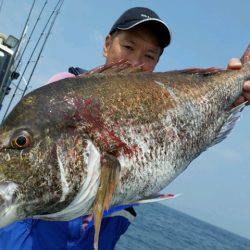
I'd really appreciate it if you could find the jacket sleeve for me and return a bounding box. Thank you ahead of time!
[80,209,136,250]
[82,214,132,250]
[46,72,75,84]
[0,219,33,250]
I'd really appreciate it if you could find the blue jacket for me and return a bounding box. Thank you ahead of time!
[0,205,137,250]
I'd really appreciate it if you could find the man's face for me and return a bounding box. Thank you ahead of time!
[103,25,162,72]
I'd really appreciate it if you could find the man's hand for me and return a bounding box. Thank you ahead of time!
[228,58,250,107]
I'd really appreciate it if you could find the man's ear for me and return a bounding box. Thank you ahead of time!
[103,35,111,58]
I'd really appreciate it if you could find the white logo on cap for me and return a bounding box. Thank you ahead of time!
[141,14,150,19]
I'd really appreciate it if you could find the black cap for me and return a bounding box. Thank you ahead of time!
[109,7,171,48]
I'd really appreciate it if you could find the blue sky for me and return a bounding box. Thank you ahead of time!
[0,0,250,239]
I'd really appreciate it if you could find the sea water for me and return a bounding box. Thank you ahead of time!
[116,203,250,250]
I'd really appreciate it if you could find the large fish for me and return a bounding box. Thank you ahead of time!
[0,45,249,249]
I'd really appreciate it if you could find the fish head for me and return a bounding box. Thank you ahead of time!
[0,88,90,227]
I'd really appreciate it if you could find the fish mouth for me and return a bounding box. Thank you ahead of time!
[0,181,19,227]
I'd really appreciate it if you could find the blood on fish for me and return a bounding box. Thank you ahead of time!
[70,98,136,157]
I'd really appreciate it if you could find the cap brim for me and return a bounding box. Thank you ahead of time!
[116,18,172,48]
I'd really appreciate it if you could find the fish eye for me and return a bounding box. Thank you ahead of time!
[11,131,31,149]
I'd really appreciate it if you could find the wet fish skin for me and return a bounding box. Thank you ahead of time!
[0,45,249,227]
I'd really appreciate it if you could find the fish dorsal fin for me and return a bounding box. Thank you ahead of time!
[80,60,144,77]
[177,67,225,77]
[241,44,250,63]
[210,102,247,147]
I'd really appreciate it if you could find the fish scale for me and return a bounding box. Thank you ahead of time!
[0,45,249,249]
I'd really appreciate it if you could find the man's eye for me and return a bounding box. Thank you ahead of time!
[123,45,134,51]
[145,54,155,60]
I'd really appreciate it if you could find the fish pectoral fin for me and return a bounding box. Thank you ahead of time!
[210,101,247,148]
[93,153,121,250]
[131,193,181,205]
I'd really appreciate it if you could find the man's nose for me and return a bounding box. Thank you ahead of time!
[129,56,144,68]
[130,57,145,70]
[126,53,153,71]
[125,50,141,66]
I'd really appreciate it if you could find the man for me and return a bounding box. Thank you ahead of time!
[0,6,249,250]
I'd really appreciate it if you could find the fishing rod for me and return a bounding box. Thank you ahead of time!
[0,0,4,17]
[2,0,63,121]
[21,0,65,98]
[13,1,48,74]
[0,0,36,102]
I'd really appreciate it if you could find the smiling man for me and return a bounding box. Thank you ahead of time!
[0,6,249,250]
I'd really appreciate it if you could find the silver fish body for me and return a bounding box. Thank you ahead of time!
[0,45,249,226]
